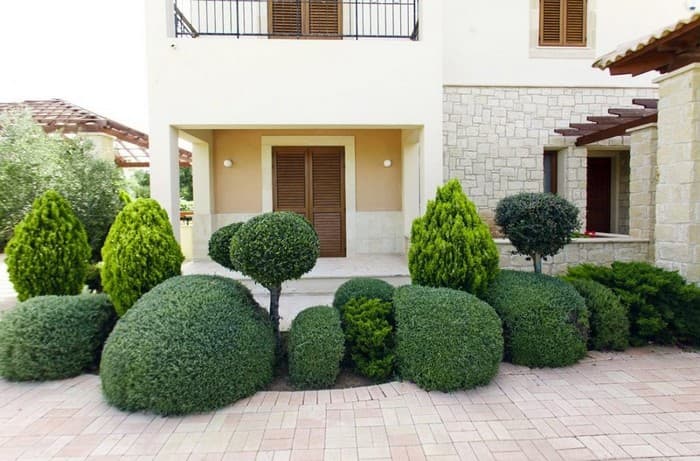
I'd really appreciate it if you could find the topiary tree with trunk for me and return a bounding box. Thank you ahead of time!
[101,198,184,316]
[495,192,581,273]
[408,179,499,297]
[230,212,320,353]
[208,222,244,270]
[6,190,91,301]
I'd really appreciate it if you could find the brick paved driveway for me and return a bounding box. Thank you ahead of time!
[0,348,699,460]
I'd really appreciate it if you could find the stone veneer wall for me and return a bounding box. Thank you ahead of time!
[497,238,651,275]
[618,151,631,234]
[443,86,657,228]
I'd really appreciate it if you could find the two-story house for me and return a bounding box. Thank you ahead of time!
[145,0,692,263]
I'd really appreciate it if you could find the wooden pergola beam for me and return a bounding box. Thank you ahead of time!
[575,113,658,146]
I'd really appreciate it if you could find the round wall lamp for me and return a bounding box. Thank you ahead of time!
[223,159,234,168]
[383,159,393,168]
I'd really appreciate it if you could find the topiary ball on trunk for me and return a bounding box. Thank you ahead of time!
[208,222,244,270]
[6,190,91,301]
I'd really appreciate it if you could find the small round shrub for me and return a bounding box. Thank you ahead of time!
[342,298,395,381]
[208,222,244,270]
[394,285,503,391]
[565,278,629,351]
[101,198,184,316]
[484,270,588,368]
[333,277,395,310]
[0,294,116,381]
[288,306,345,389]
[100,275,275,415]
[6,190,90,301]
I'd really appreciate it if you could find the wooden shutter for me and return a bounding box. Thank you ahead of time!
[269,0,302,37]
[273,147,307,216]
[539,0,586,46]
[565,0,586,46]
[311,148,345,257]
[307,0,341,37]
[540,0,562,45]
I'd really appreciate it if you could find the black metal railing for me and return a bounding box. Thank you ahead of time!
[174,0,419,40]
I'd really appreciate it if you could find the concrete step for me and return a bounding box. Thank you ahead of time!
[239,275,411,296]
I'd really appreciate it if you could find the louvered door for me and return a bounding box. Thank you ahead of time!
[269,0,341,38]
[539,0,586,46]
[273,147,346,257]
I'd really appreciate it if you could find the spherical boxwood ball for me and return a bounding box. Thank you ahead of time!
[333,277,395,310]
[208,222,244,270]
[100,275,275,416]
[230,212,320,288]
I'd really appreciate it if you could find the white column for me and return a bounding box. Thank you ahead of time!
[402,129,421,248]
[420,122,444,214]
[149,124,181,241]
[191,134,215,260]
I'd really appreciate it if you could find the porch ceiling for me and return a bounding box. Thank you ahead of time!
[554,99,658,146]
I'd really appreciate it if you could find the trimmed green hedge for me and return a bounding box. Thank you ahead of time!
[0,294,116,381]
[288,306,345,389]
[394,285,503,391]
[565,278,629,351]
[100,275,275,415]
[484,270,588,368]
[208,222,244,270]
[342,298,395,381]
[333,277,395,310]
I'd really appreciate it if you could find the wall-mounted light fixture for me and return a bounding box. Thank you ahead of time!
[223,159,233,168]
[383,159,393,168]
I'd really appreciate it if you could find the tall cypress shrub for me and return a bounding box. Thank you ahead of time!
[6,190,90,301]
[408,179,499,297]
[101,198,184,316]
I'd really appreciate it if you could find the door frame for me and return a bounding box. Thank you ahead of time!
[261,136,356,255]
[587,150,624,233]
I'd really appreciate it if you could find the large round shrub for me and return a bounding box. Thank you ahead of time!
[394,285,503,391]
[100,275,275,415]
[0,294,116,381]
[409,179,499,297]
[565,278,629,351]
[495,193,580,273]
[208,222,244,270]
[288,306,345,389]
[6,190,90,301]
[230,211,320,349]
[484,270,588,368]
[101,198,184,316]
[333,277,395,310]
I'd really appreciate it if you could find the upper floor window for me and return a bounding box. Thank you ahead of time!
[270,0,341,38]
[539,0,587,47]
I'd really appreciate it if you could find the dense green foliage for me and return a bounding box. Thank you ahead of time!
[566,262,700,346]
[230,211,320,348]
[484,270,588,368]
[394,285,503,391]
[332,277,395,310]
[124,167,193,203]
[0,294,116,381]
[409,179,499,297]
[101,198,184,316]
[0,111,123,259]
[6,190,91,301]
[342,298,395,381]
[100,275,275,415]
[288,306,345,389]
[495,193,581,273]
[208,222,244,270]
[564,278,629,351]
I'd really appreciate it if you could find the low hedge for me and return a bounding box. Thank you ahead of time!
[484,270,588,368]
[100,275,275,415]
[0,294,116,381]
[342,298,395,381]
[394,285,503,391]
[565,278,629,351]
[288,306,345,389]
[333,277,395,310]
[208,222,244,270]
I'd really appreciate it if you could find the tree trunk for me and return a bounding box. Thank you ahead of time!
[532,254,542,274]
[268,285,282,356]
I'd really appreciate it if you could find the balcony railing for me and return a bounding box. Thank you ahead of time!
[174,0,419,40]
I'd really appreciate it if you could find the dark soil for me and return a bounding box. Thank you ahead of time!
[266,356,373,391]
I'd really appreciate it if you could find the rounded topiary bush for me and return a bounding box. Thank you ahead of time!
[6,190,90,301]
[484,270,588,368]
[394,285,503,391]
[208,222,244,270]
[333,277,395,310]
[100,275,275,415]
[101,198,184,316]
[288,306,345,389]
[565,278,629,351]
[0,294,116,381]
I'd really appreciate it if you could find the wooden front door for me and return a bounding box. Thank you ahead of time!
[273,146,346,257]
[586,157,612,232]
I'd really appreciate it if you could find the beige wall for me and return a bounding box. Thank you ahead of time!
[213,129,402,214]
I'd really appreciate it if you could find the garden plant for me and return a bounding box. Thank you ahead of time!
[332,277,395,310]
[208,222,244,270]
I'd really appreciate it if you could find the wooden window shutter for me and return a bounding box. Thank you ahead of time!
[307,0,341,37]
[565,0,586,46]
[539,0,586,46]
[540,0,562,45]
[269,0,302,37]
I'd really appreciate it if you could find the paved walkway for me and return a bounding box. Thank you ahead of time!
[0,348,699,460]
